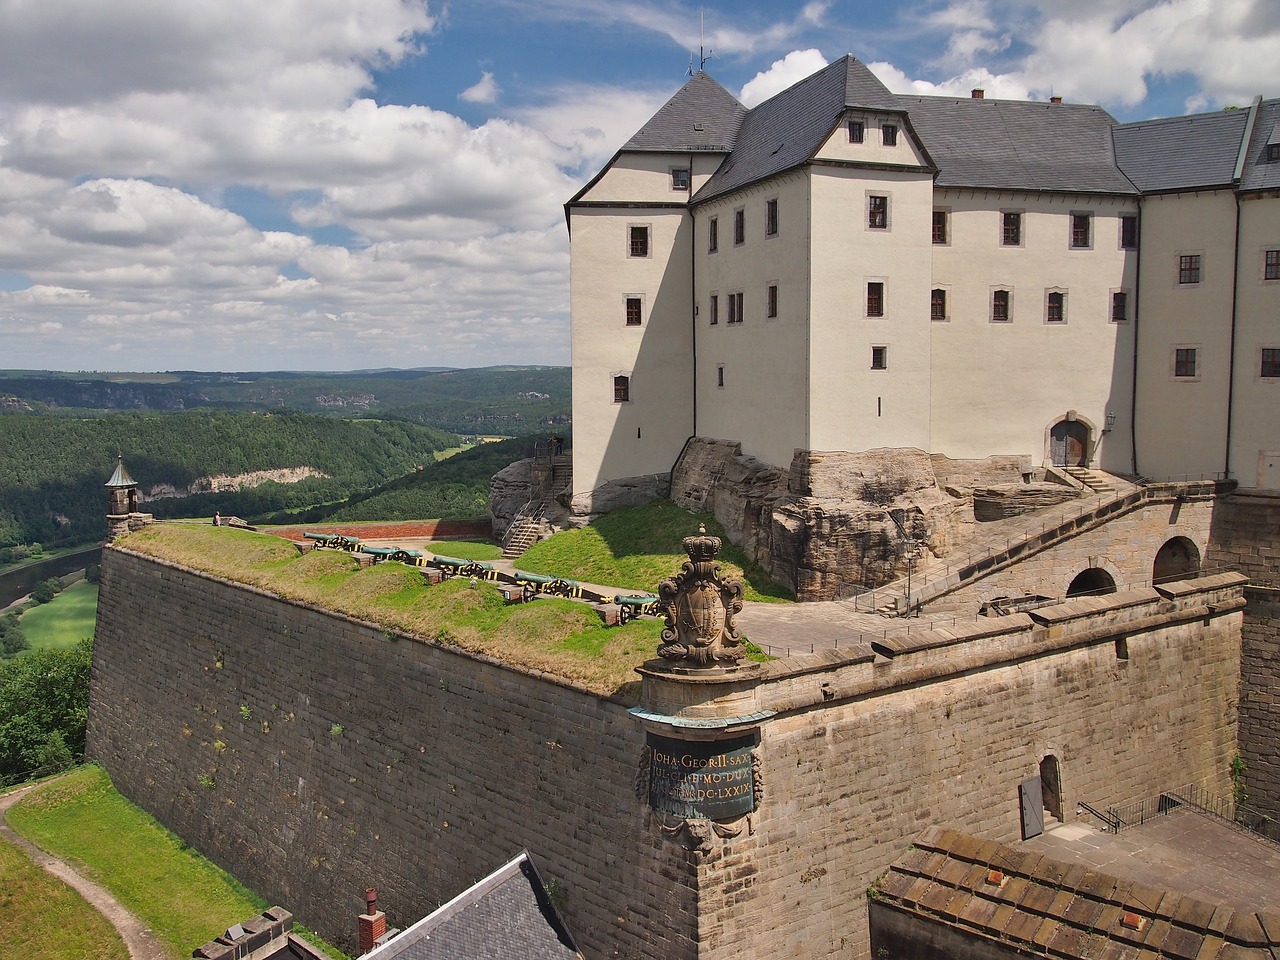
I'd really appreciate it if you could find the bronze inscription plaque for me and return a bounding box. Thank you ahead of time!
[647,732,755,819]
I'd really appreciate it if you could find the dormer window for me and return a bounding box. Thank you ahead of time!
[671,168,690,192]
[882,123,898,146]
[848,120,865,143]
[1269,143,1280,162]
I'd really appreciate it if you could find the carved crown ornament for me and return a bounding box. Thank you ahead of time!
[656,524,746,668]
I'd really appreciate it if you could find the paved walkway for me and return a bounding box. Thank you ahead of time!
[1027,809,1280,912]
[0,779,168,960]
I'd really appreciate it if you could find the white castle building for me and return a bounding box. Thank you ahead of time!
[566,55,1280,507]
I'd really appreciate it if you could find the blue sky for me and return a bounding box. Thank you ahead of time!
[0,0,1275,372]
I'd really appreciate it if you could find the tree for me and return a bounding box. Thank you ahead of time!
[31,577,62,604]
[0,639,92,783]
[84,563,100,584]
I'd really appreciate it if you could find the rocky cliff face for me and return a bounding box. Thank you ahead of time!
[141,466,328,501]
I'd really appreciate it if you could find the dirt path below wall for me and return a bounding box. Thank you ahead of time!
[0,778,169,960]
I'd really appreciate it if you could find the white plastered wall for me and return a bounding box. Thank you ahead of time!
[1134,190,1236,481]
[1228,192,1280,489]
[929,191,1137,470]
[812,111,931,167]
[807,166,934,452]
[693,173,812,469]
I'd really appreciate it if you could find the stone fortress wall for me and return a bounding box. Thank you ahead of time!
[88,542,1247,959]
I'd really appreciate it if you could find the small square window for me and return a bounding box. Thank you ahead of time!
[848,120,865,143]
[708,217,718,254]
[932,210,948,244]
[882,123,898,146]
[1121,215,1138,250]
[766,198,778,237]
[1179,254,1201,284]
[629,225,649,258]
[867,281,884,317]
[1111,291,1128,322]
[930,288,947,321]
[1262,348,1280,378]
[709,294,718,326]
[1046,291,1065,323]
[992,289,1011,322]
[871,346,888,370]
[1174,348,1198,378]
[1002,212,1022,246]
[613,375,630,403]
[625,297,642,326]
[671,168,690,192]
[868,195,888,230]
[1269,143,1280,162]
[734,208,745,245]
[1070,213,1091,249]
[767,284,778,318]
[1265,249,1280,281]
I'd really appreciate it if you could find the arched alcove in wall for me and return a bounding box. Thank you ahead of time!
[1039,755,1063,823]
[1066,567,1116,598]
[1153,536,1200,584]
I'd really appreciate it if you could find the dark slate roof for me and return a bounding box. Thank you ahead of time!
[622,71,745,153]
[1240,100,1280,192]
[1112,108,1250,192]
[366,853,582,960]
[899,95,1136,194]
[874,826,1280,960]
[697,55,902,203]
[105,459,136,488]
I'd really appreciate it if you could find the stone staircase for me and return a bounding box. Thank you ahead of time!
[1063,466,1118,496]
[503,500,546,558]
[848,474,1223,616]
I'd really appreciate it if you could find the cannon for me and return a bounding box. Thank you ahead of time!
[303,532,361,551]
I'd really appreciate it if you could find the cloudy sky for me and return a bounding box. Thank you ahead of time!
[0,0,1276,372]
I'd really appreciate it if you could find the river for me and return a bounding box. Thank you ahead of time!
[0,546,102,609]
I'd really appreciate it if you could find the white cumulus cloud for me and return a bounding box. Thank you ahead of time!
[739,49,829,107]
[460,71,502,104]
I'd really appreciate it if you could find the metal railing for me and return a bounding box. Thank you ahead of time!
[1105,781,1279,844]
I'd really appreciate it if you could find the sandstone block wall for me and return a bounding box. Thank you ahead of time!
[1239,585,1280,821]
[87,548,697,959]
[694,580,1243,959]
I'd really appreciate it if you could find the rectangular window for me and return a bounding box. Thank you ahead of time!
[671,168,690,191]
[629,225,649,258]
[930,288,947,321]
[1265,249,1280,280]
[882,123,898,146]
[1002,212,1022,246]
[717,365,725,388]
[734,208,745,245]
[727,291,743,325]
[848,119,865,143]
[932,210,948,244]
[1070,213,1092,249]
[992,289,1010,322]
[868,195,888,229]
[1179,254,1201,284]
[709,294,718,325]
[867,281,884,317]
[1046,291,1065,323]
[1121,215,1138,249]
[871,346,888,370]
[767,284,778,318]
[625,297,642,326]
[1111,291,1128,322]
[1262,348,1280,378]
[1174,348,1198,378]
[613,375,630,403]
[708,217,718,254]
[765,198,778,237]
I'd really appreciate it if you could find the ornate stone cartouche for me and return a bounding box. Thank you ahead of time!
[656,524,745,667]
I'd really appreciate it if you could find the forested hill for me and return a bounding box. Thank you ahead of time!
[0,366,569,435]
[0,411,455,546]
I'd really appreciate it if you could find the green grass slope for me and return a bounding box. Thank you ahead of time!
[19,581,98,652]
[517,501,791,602]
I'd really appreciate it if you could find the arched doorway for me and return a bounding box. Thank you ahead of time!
[1153,537,1200,584]
[1067,567,1116,598]
[1049,419,1090,467]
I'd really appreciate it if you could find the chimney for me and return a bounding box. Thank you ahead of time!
[1050,96,1063,104]
[359,888,387,954]
[971,88,984,99]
